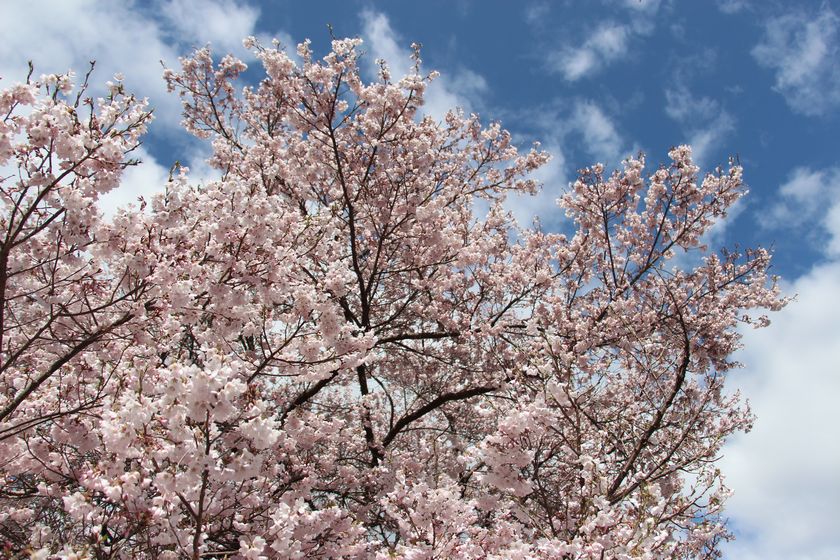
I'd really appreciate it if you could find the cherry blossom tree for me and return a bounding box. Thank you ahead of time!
[0,37,783,559]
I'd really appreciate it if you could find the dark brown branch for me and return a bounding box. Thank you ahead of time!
[376,330,460,345]
[279,370,340,425]
[382,385,495,449]
[0,311,133,423]
[607,297,692,504]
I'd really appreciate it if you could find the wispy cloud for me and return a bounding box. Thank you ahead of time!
[618,0,661,15]
[716,0,750,14]
[546,1,661,82]
[721,164,840,560]
[722,258,840,560]
[664,85,734,169]
[157,0,260,54]
[359,10,411,78]
[550,23,632,81]
[497,98,635,226]
[1,1,177,128]
[505,139,568,229]
[664,86,720,123]
[752,6,840,116]
[0,0,267,217]
[0,0,263,135]
[763,166,840,256]
[360,10,487,121]
[684,117,734,170]
[570,100,629,165]
[524,1,550,27]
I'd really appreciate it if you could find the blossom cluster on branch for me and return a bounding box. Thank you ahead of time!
[0,37,783,559]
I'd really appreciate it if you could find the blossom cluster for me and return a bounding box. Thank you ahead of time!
[0,39,783,559]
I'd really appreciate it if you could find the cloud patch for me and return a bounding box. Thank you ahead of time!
[764,166,840,256]
[752,6,840,116]
[721,259,840,560]
[0,0,263,136]
[570,100,629,166]
[0,0,267,217]
[550,24,631,81]
[98,147,172,218]
[157,0,260,55]
[524,1,551,27]
[360,10,487,121]
[721,163,840,557]
[664,85,734,169]
[547,1,661,82]
[716,0,750,14]
[505,140,569,229]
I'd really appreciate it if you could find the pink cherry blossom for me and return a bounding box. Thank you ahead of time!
[0,38,784,559]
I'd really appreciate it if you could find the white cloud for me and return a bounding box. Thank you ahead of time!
[548,0,662,82]
[524,1,550,26]
[826,202,840,256]
[764,166,840,256]
[0,1,180,130]
[621,0,661,13]
[591,25,631,58]
[360,10,411,78]
[0,0,263,137]
[360,10,486,121]
[716,0,750,14]
[768,167,828,224]
[0,0,267,216]
[551,23,631,81]
[752,6,840,116]
[98,143,224,219]
[505,140,569,229]
[98,147,171,218]
[570,100,628,165]
[721,260,840,560]
[685,116,734,170]
[664,86,719,123]
[721,165,840,559]
[664,86,734,169]
[158,0,260,55]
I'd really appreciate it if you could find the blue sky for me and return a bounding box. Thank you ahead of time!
[2,1,839,558]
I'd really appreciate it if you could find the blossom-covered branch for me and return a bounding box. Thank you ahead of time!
[0,37,784,559]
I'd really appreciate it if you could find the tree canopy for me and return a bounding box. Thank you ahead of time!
[0,38,783,559]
